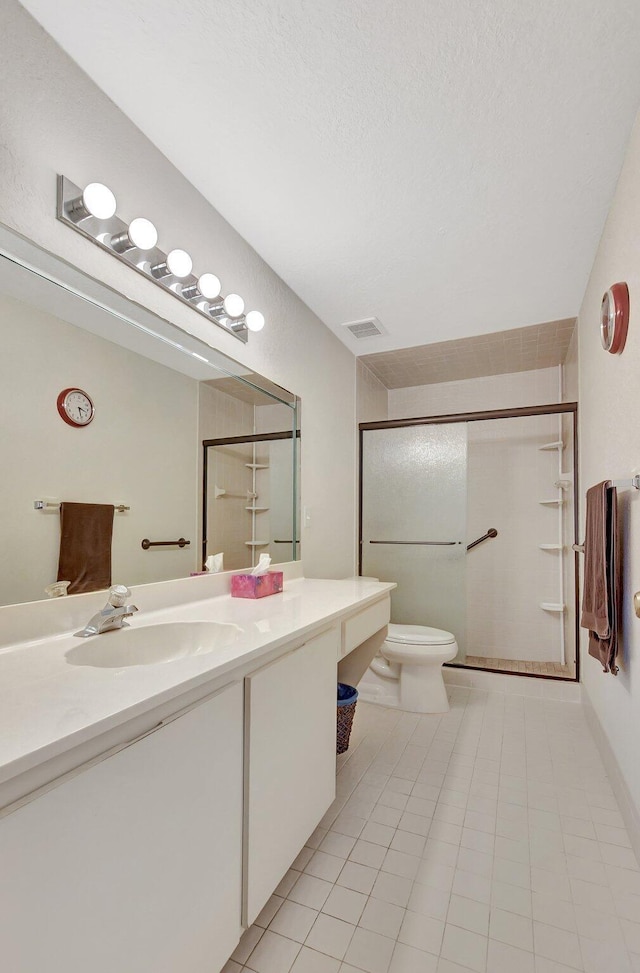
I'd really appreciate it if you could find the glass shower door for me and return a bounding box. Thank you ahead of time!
[361,423,468,661]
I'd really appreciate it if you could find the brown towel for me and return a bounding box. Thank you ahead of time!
[580,481,620,674]
[57,502,115,595]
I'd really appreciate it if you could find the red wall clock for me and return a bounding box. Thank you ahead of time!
[57,388,95,427]
[601,282,629,354]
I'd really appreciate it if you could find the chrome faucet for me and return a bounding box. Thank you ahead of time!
[74,585,139,638]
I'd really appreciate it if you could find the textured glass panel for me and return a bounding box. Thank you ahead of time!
[362,424,467,660]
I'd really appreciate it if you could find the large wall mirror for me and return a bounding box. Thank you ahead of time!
[0,227,300,608]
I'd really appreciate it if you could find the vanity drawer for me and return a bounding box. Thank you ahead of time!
[341,597,390,657]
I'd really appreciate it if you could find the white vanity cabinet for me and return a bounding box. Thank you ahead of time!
[244,627,338,924]
[0,681,244,973]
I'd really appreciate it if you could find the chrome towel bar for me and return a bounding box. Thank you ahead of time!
[369,540,461,546]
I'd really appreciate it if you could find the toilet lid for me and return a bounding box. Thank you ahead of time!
[386,623,456,646]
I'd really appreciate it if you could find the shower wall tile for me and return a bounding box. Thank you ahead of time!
[357,360,388,423]
[387,367,560,419]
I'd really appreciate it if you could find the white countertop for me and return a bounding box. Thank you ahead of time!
[0,577,393,791]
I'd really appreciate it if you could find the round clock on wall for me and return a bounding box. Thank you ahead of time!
[57,388,95,427]
[601,282,629,354]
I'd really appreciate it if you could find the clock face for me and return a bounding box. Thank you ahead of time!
[601,282,629,354]
[57,388,95,427]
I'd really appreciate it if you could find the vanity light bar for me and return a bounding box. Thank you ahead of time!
[56,176,266,343]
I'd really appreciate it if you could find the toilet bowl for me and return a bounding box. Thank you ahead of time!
[362,623,458,714]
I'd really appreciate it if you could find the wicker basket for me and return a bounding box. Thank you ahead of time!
[337,683,358,755]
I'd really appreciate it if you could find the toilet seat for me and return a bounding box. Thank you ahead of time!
[386,623,456,646]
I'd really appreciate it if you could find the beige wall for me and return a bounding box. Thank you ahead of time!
[576,107,640,812]
[0,295,199,605]
[0,0,356,580]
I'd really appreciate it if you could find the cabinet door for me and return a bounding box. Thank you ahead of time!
[245,628,338,924]
[0,682,244,973]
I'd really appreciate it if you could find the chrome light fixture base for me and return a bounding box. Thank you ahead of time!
[56,175,249,343]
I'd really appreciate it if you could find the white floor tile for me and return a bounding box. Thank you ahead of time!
[359,897,405,940]
[381,849,421,880]
[305,914,355,961]
[447,893,489,936]
[322,886,368,925]
[246,930,302,973]
[349,839,387,869]
[227,699,638,973]
[344,927,396,973]
[440,923,488,972]
[320,832,357,859]
[270,901,319,943]
[486,939,535,973]
[389,942,438,973]
[305,851,345,883]
[337,861,379,895]
[398,911,444,955]
[489,906,534,951]
[289,874,334,910]
[291,946,340,973]
[371,871,414,907]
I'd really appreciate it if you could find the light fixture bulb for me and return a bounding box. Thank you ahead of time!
[128,217,158,250]
[166,249,193,278]
[111,217,158,253]
[82,183,117,220]
[197,273,221,299]
[245,310,265,332]
[223,294,245,318]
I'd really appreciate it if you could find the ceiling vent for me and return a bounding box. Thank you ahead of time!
[341,317,386,339]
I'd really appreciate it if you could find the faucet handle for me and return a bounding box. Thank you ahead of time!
[108,585,131,608]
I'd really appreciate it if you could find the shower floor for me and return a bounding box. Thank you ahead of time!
[461,655,576,679]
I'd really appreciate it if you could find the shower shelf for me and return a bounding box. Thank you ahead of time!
[539,441,564,451]
[245,463,269,470]
[539,544,562,550]
[246,506,269,512]
[539,499,564,506]
[540,602,565,612]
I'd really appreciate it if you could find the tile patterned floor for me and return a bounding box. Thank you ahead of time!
[463,657,576,680]
[228,692,640,973]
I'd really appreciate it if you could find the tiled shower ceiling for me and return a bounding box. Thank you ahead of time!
[359,319,576,390]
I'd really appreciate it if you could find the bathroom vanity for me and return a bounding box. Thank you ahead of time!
[0,570,392,973]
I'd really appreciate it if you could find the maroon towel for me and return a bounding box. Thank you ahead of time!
[57,502,114,595]
[580,481,620,674]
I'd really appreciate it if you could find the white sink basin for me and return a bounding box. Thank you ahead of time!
[65,621,243,668]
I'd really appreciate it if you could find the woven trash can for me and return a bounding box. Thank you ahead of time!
[337,683,358,755]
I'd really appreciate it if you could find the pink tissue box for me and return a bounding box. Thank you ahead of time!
[231,571,284,599]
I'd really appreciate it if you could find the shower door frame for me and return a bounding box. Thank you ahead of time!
[359,402,580,683]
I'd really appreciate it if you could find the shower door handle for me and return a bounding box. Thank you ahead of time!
[368,540,461,546]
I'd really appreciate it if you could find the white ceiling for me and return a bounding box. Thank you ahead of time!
[20,0,640,355]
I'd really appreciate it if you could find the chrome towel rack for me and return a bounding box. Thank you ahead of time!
[34,500,130,512]
[369,540,461,546]
[572,475,639,554]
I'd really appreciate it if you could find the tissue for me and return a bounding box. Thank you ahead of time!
[250,554,271,576]
[205,553,224,573]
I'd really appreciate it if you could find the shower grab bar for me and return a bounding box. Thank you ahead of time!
[369,540,460,546]
[466,528,498,552]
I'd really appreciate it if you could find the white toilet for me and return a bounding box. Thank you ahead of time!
[362,623,458,714]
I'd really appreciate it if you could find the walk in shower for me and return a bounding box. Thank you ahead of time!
[360,404,578,680]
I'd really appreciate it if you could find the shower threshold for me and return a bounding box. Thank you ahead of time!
[454,655,575,679]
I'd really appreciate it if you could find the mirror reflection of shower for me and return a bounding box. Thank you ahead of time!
[360,405,578,680]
